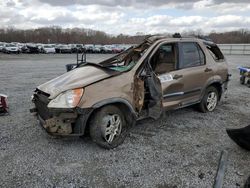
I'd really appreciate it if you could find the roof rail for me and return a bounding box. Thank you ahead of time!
[197,35,213,42]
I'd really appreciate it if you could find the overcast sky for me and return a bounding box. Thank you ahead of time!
[1,0,250,35]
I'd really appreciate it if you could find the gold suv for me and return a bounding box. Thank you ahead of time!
[31,36,229,149]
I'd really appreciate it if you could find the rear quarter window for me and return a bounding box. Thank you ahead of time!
[204,42,224,61]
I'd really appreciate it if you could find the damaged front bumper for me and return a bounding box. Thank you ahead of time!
[30,92,93,136]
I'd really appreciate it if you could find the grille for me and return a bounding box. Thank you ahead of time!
[34,92,51,120]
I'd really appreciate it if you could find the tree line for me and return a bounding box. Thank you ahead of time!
[0,26,145,44]
[1,26,250,44]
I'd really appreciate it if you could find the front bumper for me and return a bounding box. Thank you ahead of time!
[31,92,93,136]
[32,107,93,136]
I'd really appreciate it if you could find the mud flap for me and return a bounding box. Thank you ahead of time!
[226,125,250,151]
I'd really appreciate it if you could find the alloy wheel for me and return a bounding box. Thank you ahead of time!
[206,92,218,111]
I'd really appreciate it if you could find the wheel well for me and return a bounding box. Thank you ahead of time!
[208,82,223,100]
[84,102,136,136]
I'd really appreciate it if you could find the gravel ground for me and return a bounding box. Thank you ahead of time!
[0,53,249,188]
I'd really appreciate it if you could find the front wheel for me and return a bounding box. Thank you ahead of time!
[89,105,129,149]
[198,86,219,113]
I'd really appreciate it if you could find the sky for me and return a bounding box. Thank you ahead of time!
[1,0,250,35]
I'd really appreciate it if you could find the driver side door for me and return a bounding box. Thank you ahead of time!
[150,42,185,110]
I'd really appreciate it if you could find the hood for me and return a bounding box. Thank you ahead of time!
[37,65,114,99]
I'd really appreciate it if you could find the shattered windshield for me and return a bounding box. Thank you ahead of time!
[99,42,150,72]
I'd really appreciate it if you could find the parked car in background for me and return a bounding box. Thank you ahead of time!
[30,35,229,149]
[36,43,44,53]
[0,42,5,52]
[100,45,112,53]
[22,43,40,53]
[2,43,20,54]
[111,45,124,53]
[56,44,72,53]
[70,44,85,53]
[0,42,135,54]
[41,45,56,54]
[17,43,25,52]
[85,44,94,53]
[93,45,102,53]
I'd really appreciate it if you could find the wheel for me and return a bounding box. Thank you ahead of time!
[240,76,245,85]
[198,86,219,113]
[89,105,129,149]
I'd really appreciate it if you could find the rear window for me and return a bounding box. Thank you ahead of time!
[204,42,224,61]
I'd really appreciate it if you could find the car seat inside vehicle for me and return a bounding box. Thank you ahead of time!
[151,43,176,75]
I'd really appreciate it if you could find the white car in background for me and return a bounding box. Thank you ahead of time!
[3,43,20,54]
[41,45,56,54]
[16,43,25,51]
[0,42,5,52]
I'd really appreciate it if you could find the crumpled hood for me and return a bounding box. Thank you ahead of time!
[37,65,113,99]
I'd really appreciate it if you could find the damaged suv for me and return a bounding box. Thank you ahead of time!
[31,36,229,149]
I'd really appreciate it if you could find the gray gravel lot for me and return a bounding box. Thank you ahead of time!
[0,53,249,188]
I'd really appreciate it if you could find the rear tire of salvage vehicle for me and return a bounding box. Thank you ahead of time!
[89,105,129,149]
[198,86,219,113]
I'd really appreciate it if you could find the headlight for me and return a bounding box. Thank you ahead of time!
[48,88,84,108]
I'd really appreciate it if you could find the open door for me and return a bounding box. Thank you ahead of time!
[134,62,163,120]
[145,68,163,119]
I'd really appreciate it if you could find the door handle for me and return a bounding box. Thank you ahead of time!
[173,74,183,80]
[204,68,212,72]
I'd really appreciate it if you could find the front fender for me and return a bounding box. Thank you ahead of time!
[92,98,137,118]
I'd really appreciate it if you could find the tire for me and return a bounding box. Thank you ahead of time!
[89,105,129,149]
[240,76,245,85]
[198,86,219,113]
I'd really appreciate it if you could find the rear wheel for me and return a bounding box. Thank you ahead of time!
[198,86,219,113]
[89,105,129,149]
